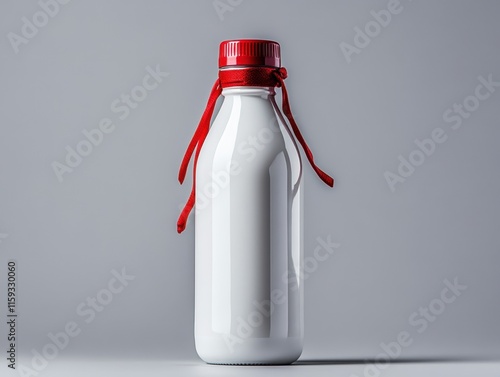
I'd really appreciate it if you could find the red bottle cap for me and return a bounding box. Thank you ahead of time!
[219,39,281,68]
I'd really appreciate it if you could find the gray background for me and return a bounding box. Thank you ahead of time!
[1,0,499,375]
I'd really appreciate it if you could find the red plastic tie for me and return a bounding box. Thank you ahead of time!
[177,67,333,233]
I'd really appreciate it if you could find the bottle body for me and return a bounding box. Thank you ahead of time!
[194,86,303,364]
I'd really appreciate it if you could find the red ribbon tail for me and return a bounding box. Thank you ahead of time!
[177,189,194,233]
[276,73,334,188]
[178,80,222,184]
[177,80,221,233]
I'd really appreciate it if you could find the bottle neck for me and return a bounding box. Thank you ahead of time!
[221,86,275,97]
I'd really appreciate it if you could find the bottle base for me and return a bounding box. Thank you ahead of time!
[195,336,303,365]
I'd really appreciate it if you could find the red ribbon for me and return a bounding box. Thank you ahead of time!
[177,67,333,233]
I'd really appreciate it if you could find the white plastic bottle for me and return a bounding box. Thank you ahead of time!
[177,39,333,365]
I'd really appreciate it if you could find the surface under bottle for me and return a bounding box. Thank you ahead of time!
[194,85,303,364]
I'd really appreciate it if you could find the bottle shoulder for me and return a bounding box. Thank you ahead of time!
[202,95,301,163]
[196,94,303,191]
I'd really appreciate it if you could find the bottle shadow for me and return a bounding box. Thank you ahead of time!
[293,356,491,366]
